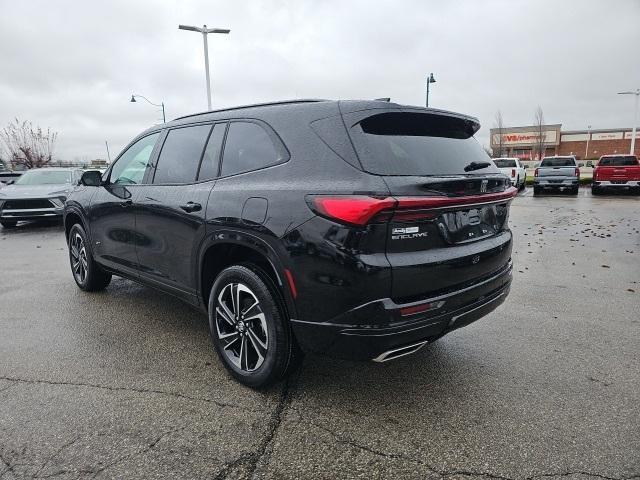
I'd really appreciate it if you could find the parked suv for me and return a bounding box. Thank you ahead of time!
[64,100,516,387]
[0,167,83,228]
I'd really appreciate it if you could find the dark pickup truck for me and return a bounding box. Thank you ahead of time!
[533,156,580,195]
[592,155,640,194]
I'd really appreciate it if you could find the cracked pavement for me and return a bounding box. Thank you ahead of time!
[1,190,639,479]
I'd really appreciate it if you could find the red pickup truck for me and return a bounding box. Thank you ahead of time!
[592,155,640,194]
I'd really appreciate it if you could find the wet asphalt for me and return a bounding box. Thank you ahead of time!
[0,188,639,479]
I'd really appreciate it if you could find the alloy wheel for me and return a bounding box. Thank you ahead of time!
[70,232,88,285]
[215,282,269,372]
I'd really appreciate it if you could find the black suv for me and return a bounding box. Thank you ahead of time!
[64,99,516,388]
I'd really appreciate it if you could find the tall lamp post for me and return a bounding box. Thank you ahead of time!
[425,73,436,107]
[179,24,230,110]
[585,125,591,160]
[130,94,166,123]
[618,89,639,155]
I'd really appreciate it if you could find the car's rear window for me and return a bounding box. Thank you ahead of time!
[494,159,517,168]
[598,156,638,166]
[348,112,498,176]
[540,157,576,167]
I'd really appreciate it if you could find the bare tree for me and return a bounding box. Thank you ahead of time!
[0,118,58,169]
[494,110,505,157]
[533,106,545,161]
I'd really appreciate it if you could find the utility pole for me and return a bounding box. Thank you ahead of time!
[585,125,591,160]
[618,89,639,155]
[179,24,231,110]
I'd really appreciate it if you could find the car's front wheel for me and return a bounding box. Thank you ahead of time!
[1,221,17,229]
[208,264,301,388]
[68,223,112,291]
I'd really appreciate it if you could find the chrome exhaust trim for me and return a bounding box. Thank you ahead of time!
[372,340,429,363]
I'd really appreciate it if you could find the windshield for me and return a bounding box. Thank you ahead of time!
[599,156,638,166]
[348,112,498,176]
[494,159,517,168]
[540,157,576,167]
[14,170,72,185]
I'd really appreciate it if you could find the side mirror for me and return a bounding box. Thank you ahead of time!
[81,170,102,187]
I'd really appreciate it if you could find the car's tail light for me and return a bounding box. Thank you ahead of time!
[307,188,518,226]
[511,169,516,177]
[575,167,580,177]
[534,168,539,177]
[307,196,396,226]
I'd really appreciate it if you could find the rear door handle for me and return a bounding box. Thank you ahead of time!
[120,199,133,208]
[180,202,202,213]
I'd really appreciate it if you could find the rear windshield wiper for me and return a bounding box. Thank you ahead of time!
[463,161,492,172]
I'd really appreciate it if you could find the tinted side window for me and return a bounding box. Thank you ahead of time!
[198,123,227,181]
[153,125,212,184]
[221,122,284,177]
[111,132,160,185]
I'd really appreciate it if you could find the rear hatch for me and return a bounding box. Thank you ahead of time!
[345,108,515,300]
[595,155,640,182]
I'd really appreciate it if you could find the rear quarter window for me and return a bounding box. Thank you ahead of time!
[220,121,288,177]
[347,112,498,176]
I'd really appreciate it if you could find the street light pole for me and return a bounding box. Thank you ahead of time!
[130,94,166,123]
[585,125,591,160]
[618,89,639,155]
[425,73,436,108]
[179,24,231,110]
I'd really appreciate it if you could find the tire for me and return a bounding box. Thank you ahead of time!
[571,186,579,195]
[208,264,302,388]
[519,178,526,191]
[1,221,17,229]
[533,186,540,195]
[68,223,112,292]
[591,186,600,196]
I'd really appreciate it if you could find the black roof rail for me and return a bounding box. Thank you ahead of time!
[374,97,391,102]
[172,99,329,122]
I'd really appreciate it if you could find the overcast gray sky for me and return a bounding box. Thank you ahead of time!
[1,0,639,161]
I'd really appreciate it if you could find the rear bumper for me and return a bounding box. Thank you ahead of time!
[534,178,579,188]
[291,261,512,361]
[593,180,640,188]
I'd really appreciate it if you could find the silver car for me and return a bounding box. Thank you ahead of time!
[0,168,83,228]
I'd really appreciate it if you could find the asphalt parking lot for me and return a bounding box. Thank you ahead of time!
[1,189,639,480]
